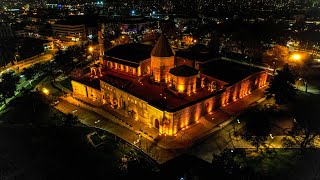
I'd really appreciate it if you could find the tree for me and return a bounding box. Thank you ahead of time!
[284,119,320,152]
[22,67,35,86]
[265,45,289,69]
[283,94,320,152]
[54,49,73,66]
[0,72,20,105]
[212,148,245,177]
[208,32,222,53]
[265,64,297,104]
[63,113,79,127]
[241,108,272,151]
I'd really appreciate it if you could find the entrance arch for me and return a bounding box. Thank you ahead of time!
[154,119,159,129]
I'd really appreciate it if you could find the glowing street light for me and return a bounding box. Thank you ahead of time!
[42,88,49,95]
[89,46,93,52]
[291,53,301,61]
[269,133,274,139]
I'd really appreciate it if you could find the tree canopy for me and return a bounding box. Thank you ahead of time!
[241,108,272,151]
[0,71,20,105]
[265,64,297,104]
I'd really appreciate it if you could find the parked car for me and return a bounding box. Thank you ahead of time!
[51,100,59,106]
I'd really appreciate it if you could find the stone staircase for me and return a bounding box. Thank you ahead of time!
[198,115,214,128]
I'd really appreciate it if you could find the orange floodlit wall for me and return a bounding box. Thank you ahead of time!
[173,71,268,133]
[72,69,267,136]
[151,55,175,82]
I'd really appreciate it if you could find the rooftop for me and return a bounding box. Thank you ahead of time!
[99,71,217,112]
[76,60,263,111]
[151,34,175,57]
[201,60,263,84]
[104,43,153,64]
[169,65,198,77]
[176,44,219,62]
[55,15,99,26]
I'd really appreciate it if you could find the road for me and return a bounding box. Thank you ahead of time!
[0,50,56,75]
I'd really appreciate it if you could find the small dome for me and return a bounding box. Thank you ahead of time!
[169,65,198,77]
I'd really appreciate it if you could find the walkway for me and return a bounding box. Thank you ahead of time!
[55,98,179,164]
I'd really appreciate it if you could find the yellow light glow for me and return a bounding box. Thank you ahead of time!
[291,54,301,61]
[89,47,93,52]
[42,88,49,95]
[178,85,184,92]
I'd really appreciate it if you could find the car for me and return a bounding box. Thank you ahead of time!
[51,100,59,106]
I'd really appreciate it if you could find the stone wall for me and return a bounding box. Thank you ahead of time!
[139,58,151,76]
[71,80,103,103]
[172,71,268,133]
[71,70,268,136]
[170,74,197,93]
[151,55,175,82]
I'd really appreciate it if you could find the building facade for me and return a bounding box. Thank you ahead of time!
[72,34,268,136]
[52,23,86,40]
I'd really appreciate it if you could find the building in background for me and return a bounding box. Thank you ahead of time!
[0,23,14,39]
[52,23,86,41]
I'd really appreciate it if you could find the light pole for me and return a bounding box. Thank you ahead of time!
[233,119,241,137]
[89,46,94,60]
[272,61,276,75]
[298,78,308,92]
[267,133,274,152]
[42,87,50,96]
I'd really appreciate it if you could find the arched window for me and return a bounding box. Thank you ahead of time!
[155,119,159,129]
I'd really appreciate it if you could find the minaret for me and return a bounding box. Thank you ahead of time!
[98,30,104,66]
[150,34,175,82]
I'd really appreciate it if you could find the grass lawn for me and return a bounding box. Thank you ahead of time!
[242,148,301,178]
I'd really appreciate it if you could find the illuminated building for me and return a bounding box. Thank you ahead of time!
[52,23,86,41]
[71,33,268,136]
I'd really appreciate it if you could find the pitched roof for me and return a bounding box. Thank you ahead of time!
[201,60,263,84]
[151,34,175,57]
[169,65,198,77]
[104,43,152,63]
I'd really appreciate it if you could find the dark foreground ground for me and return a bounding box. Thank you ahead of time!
[0,125,160,180]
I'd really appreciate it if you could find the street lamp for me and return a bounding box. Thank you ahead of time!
[89,46,93,53]
[233,119,241,137]
[267,133,274,152]
[269,133,274,139]
[42,88,49,96]
[291,53,301,61]
[298,77,308,92]
[272,61,276,75]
